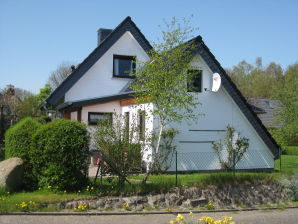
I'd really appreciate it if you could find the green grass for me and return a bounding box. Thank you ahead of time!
[284,146,298,156]
[0,189,95,213]
[275,154,298,174]
[129,172,274,188]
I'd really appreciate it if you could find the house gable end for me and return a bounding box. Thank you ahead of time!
[46,16,152,106]
[192,36,280,158]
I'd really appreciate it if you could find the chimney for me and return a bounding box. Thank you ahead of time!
[97,28,113,46]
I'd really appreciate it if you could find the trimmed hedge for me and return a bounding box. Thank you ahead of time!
[31,119,90,190]
[4,117,42,189]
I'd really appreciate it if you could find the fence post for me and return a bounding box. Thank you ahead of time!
[232,150,236,177]
[279,147,282,172]
[100,152,103,190]
[175,151,178,187]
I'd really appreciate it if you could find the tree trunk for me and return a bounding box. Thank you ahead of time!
[142,117,164,184]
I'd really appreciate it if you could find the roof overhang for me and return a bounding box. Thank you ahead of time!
[57,92,134,112]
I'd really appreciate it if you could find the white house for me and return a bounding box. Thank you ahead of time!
[45,17,280,172]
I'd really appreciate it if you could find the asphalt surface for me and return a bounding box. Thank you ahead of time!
[0,208,298,224]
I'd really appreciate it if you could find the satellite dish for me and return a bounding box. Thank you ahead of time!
[211,73,221,92]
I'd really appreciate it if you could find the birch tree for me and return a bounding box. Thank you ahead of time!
[131,17,201,183]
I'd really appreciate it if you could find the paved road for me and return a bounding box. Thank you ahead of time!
[0,208,298,224]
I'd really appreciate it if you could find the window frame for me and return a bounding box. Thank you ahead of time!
[113,54,136,78]
[88,112,113,125]
[187,69,203,93]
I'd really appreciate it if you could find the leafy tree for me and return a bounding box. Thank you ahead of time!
[212,125,249,170]
[131,17,201,183]
[15,84,52,120]
[272,63,298,146]
[16,94,41,118]
[36,84,52,106]
[226,58,283,99]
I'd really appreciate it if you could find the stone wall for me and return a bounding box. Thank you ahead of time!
[54,181,290,211]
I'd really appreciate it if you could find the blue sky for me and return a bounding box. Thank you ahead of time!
[0,0,297,93]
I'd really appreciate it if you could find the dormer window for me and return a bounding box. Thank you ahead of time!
[113,55,136,78]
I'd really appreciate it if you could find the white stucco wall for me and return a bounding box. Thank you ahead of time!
[165,55,275,171]
[65,31,149,102]
[80,101,122,149]
[121,103,154,168]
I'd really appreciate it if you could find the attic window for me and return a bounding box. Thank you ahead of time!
[88,112,112,125]
[187,70,202,92]
[113,55,136,78]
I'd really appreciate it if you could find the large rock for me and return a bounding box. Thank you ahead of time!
[0,157,24,191]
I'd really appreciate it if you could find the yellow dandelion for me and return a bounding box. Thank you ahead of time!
[176,214,184,222]
[189,211,193,217]
[169,221,175,224]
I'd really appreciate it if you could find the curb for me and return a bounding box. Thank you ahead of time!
[0,206,298,216]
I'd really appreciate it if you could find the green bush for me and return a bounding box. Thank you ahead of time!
[95,114,143,185]
[31,119,89,190]
[4,117,41,189]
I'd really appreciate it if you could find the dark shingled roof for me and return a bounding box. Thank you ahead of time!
[248,98,283,129]
[57,92,134,112]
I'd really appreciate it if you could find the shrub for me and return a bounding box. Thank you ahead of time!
[95,114,143,185]
[31,119,89,190]
[212,125,249,170]
[4,117,41,189]
[279,172,298,201]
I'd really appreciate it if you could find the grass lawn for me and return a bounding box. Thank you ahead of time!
[274,154,298,174]
[0,189,95,212]
[283,146,298,156]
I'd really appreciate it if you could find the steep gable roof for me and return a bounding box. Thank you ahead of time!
[189,36,280,158]
[46,16,152,105]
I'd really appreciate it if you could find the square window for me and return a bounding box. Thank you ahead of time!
[113,55,136,78]
[187,70,202,92]
[88,112,112,125]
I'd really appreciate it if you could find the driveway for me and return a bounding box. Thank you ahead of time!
[0,208,297,224]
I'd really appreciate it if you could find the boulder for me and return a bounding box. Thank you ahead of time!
[0,157,24,191]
